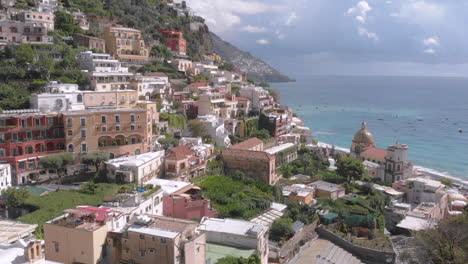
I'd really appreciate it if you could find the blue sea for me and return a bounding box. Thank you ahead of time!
[270,75,468,180]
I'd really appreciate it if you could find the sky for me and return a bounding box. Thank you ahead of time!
[181,0,468,77]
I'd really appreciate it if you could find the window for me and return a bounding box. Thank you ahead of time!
[27,131,32,139]
[35,118,41,126]
[130,114,135,122]
[139,234,145,240]
[139,250,145,257]
[47,117,54,125]
[135,149,141,155]
[115,125,120,132]
[115,115,120,123]
[149,249,155,254]
[81,143,87,153]
[80,118,86,127]
[21,119,27,128]
[131,137,137,144]
[0,149,5,157]
[130,124,135,131]
[12,133,18,142]
[26,146,33,154]
[101,115,107,124]
[68,144,74,153]
[160,238,166,244]
[101,126,107,132]
[77,94,83,103]
[67,130,73,136]
[53,242,59,253]
[81,129,86,138]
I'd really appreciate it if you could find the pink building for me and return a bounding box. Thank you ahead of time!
[163,184,217,220]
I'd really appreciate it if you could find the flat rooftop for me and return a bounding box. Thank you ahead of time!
[308,180,343,192]
[206,243,255,264]
[144,178,191,195]
[0,220,37,244]
[199,218,267,238]
[106,151,164,168]
[265,143,295,155]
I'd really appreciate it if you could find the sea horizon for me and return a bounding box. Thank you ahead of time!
[271,75,468,180]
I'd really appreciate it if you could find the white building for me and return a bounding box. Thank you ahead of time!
[179,137,214,160]
[105,151,165,184]
[77,51,128,73]
[0,164,12,194]
[239,87,274,112]
[101,187,164,219]
[197,115,231,147]
[199,217,269,264]
[30,82,85,113]
[131,74,172,100]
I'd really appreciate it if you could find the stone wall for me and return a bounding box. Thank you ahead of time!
[316,226,396,264]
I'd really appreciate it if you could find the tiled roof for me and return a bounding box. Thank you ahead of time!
[222,148,274,161]
[361,147,387,160]
[166,146,195,160]
[229,137,263,150]
[236,97,250,101]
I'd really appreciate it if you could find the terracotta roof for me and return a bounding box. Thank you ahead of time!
[166,146,195,160]
[361,147,387,160]
[229,137,263,150]
[222,148,274,161]
[144,72,168,77]
[236,97,250,101]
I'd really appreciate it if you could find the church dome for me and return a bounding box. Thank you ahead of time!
[353,121,375,146]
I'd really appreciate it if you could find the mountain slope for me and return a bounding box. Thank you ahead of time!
[211,33,292,83]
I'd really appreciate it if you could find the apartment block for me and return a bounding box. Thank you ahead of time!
[44,206,125,264]
[158,29,187,55]
[114,215,206,264]
[199,217,269,264]
[106,151,165,184]
[73,34,106,52]
[104,26,149,62]
[198,93,238,119]
[131,73,172,100]
[162,184,217,220]
[0,110,65,185]
[222,138,280,185]
[63,107,151,162]
[164,146,206,181]
[0,163,12,194]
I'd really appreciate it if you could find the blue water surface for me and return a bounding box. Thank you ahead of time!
[271,75,468,179]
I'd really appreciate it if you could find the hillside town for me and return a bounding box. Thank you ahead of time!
[0,1,467,264]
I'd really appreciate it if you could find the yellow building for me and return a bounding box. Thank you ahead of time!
[104,26,149,62]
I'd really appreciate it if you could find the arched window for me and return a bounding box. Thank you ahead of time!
[67,118,73,128]
[77,94,83,103]
[26,145,33,154]
[68,144,74,153]
[135,149,141,155]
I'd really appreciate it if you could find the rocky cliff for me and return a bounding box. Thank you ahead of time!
[211,33,292,83]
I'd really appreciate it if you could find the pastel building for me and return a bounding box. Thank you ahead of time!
[199,217,269,264]
[105,151,165,184]
[164,146,206,181]
[197,115,231,147]
[308,181,346,200]
[239,87,275,112]
[44,206,125,264]
[282,184,315,205]
[158,29,187,55]
[73,33,106,51]
[115,215,206,264]
[104,26,149,62]
[63,107,152,162]
[0,110,65,185]
[131,73,172,100]
[162,184,217,220]
[198,93,238,119]
[222,138,279,185]
[0,163,12,194]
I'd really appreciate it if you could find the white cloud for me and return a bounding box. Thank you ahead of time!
[346,1,372,23]
[358,27,379,40]
[423,48,436,54]
[423,37,440,46]
[187,0,277,32]
[285,12,299,26]
[242,25,267,33]
[256,39,270,45]
[396,1,445,25]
